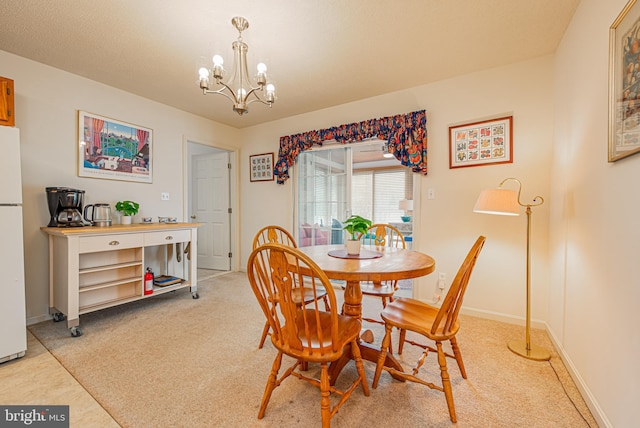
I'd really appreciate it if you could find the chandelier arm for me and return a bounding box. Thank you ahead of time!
[203,86,237,104]
[244,86,271,105]
[246,97,273,107]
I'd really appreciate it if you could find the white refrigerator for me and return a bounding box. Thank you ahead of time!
[0,126,27,363]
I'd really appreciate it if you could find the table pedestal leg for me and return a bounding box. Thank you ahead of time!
[342,280,362,319]
[329,280,405,384]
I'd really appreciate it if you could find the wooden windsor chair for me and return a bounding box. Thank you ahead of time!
[252,225,329,349]
[371,236,486,423]
[247,243,370,427]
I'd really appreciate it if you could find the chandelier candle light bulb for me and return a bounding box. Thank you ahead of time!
[198,17,275,115]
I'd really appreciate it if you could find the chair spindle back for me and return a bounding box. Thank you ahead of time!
[431,236,486,336]
[362,224,406,249]
[248,243,341,356]
[253,225,297,250]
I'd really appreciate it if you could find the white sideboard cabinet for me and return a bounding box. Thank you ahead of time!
[42,223,200,337]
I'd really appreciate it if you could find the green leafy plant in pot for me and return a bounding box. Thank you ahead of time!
[115,200,139,225]
[342,215,372,255]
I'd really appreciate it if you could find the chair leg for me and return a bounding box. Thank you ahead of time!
[258,352,283,419]
[398,328,406,354]
[378,297,393,353]
[351,340,370,396]
[372,324,393,388]
[322,295,329,311]
[258,321,270,349]
[450,336,467,379]
[320,363,331,428]
[436,342,457,423]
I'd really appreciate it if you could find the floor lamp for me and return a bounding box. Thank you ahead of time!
[473,178,550,361]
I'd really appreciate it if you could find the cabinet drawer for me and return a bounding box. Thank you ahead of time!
[144,229,191,246]
[78,233,143,254]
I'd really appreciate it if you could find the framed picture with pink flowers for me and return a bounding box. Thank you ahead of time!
[448,116,513,169]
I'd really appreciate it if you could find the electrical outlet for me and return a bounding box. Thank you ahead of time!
[161,192,170,201]
[437,272,446,290]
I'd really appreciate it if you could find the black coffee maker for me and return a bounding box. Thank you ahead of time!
[46,187,91,227]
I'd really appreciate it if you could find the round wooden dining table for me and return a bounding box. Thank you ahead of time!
[297,244,436,383]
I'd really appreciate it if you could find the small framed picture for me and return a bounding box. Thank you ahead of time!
[250,152,274,182]
[609,0,640,162]
[449,116,513,169]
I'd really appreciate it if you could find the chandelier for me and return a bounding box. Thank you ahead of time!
[198,17,276,115]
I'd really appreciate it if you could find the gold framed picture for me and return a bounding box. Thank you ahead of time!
[609,0,640,162]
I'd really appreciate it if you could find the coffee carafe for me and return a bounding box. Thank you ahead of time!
[46,187,91,227]
[84,203,112,227]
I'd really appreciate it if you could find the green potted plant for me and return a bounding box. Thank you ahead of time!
[115,200,139,225]
[342,215,372,255]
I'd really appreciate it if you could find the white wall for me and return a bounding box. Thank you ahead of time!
[241,56,554,326]
[6,9,634,422]
[551,0,639,426]
[0,50,241,324]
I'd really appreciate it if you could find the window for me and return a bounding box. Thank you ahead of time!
[296,141,413,247]
[296,147,348,247]
[352,169,413,223]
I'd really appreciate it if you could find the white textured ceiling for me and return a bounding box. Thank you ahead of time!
[0,0,579,129]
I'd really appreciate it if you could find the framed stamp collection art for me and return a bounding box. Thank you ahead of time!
[250,152,274,182]
[449,116,513,169]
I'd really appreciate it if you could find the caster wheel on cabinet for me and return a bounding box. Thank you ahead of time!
[70,327,83,337]
[52,313,66,323]
[192,292,199,299]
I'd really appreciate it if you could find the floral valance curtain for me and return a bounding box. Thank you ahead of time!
[274,110,427,184]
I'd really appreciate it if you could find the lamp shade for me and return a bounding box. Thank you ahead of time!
[398,199,414,211]
[473,188,520,216]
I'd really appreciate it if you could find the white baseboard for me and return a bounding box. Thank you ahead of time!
[27,314,51,326]
[545,325,611,428]
[460,306,547,329]
[462,305,611,427]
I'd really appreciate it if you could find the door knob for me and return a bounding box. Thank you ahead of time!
[190,215,196,219]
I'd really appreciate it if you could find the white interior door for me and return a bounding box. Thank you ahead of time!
[192,152,230,270]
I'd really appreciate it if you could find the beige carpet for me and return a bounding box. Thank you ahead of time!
[29,272,597,427]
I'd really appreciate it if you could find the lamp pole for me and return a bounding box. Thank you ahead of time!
[505,180,550,361]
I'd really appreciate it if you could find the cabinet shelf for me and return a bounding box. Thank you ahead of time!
[79,295,141,314]
[79,277,142,293]
[79,261,142,275]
